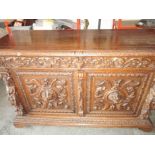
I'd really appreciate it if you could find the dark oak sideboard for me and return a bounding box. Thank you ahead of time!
[0,30,155,131]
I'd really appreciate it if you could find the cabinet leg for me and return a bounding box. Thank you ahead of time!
[138,126,154,132]
[14,123,26,128]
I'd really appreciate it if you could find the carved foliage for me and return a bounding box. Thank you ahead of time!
[82,57,154,68]
[0,72,23,116]
[25,78,70,110]
[94,79,141,111]
[141,78,155,119]
[1,57,78,68]
[77,73,84,116]
[1,73,17,106]
[1,56,155,69]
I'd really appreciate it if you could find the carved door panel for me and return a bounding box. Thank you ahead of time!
[86,71,152,117]
[14,70,76,115]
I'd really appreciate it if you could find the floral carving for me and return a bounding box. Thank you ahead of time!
[1,56,155,69]
[0,72,23,116]
[141,78,155,119]
[94,79,141,111]
[1,73,17,106]
[77,73,84,116]
[25,78,70,109]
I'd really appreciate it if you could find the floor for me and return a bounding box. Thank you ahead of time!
[0,80,155,135]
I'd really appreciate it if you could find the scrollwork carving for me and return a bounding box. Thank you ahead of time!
[0,72,23,116]
[141,78,155,119]
[77,72,84,116]
[25,78,70,110]
[1,73,17,106]
[1,56,155,69]
[94,79,141,111]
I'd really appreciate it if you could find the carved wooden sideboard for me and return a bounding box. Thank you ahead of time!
[1,30,155,131]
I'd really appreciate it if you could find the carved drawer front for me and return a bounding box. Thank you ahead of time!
[86,71,151,117]
[16,71,76,114]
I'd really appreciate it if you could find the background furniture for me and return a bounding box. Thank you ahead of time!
[113,19,140,29]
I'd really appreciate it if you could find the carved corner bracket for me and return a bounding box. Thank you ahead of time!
[0,71,24,116]
[140,78,155,119]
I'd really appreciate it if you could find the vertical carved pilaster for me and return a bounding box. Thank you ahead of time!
[77,72,84,116]
[150,79,155,110]
[0,72,23,116]
[140,78,155,119]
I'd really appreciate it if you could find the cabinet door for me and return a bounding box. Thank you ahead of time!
[14,70,77,115]
[85,70,152,117]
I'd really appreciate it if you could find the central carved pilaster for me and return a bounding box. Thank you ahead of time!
[77,72,84,116]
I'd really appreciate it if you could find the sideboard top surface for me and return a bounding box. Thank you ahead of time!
[1,29,155,51]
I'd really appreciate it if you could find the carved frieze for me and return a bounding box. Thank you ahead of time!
[1,56,155,69]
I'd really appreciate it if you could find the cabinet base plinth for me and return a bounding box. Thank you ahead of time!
[14,123,27,128]
[13,115,153,132]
